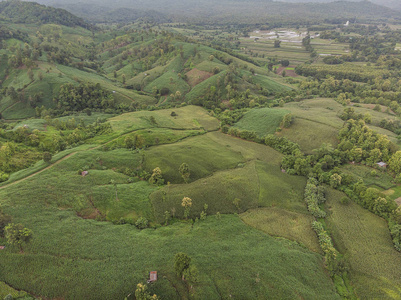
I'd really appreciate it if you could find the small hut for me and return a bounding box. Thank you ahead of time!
[377,162,387,168]
[147,271,157,283]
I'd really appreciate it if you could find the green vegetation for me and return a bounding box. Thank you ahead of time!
[326,188,401,299]
[233,107,289,136]
[1,4,401,299]
[241,207,320,253]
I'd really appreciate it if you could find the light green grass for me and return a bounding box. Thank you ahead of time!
[108,105,219,132]
[256,160,307,212]
[282,98,344,129]
[103,128,204,150]
[251,74,293,93]
[195,60,227,72]
[185,71,227,104]
[144,70,191,95]
[340,164,395,190]
[325,188,401,299]
[144,133,244,184]
[0,208,340,300]
[278,118,339,154]
[241,207,320,253]
[234,107,290,136]
[149,133,306,221]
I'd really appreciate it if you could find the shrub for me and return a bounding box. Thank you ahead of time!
[135,217,149,229]
[43,152,52,163]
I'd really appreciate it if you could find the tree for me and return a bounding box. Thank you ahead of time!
[149,167,164,185]
[5,223,33,252]
[179,163,190,183]
[183,265,199,289]
[389,151,401,174]
[43,152,52,163]
[0,206,11,237]
[174,252,191,280]
[135,283,159,300]
[281,114,293,128]
[182,197,192,219]
[274,40,281,48]
[124,135,135,149]
[280,60,290,67]
[233,198,241,212]
[330,173,342,188]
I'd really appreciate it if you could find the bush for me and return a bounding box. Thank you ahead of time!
[340,196,350,205]
[43,152,52,163]
[135,217,149,229]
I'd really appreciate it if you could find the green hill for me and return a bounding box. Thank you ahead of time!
[0,0,91,28]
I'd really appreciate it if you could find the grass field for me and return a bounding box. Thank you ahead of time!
[278,118,339,154]
[0,202,340,300]
[149,132,307,221]
[144,133,244,184]
[281,98,344,128]
[108,105,219,132]
[241,207,320,253]
[340,164,395,190]
[233,107,290,136]
[325,188,401,299]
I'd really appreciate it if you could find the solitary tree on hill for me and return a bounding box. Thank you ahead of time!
[179,163,190,183]
[174,252,191,280]
[182,197,192,219]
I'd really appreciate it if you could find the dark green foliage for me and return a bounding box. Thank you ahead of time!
[56,83,114,111]
[281,113,294,128]
[323,56,344,65]
[135,283,159,300]
[5,223,33,252]
[174,252,191,279]
[178,163,190,183]
[135,217,149,229]
[305,178,326,218]
[0,25,28,42]
[43,152,52,163]
[265,134,301,155]
[0,207,12,237]
[0,0,91,29]
[295,63,390,83]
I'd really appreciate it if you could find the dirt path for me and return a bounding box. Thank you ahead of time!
[0,153,77,190]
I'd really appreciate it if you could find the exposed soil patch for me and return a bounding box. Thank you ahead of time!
[185,68,213,87]
[276,66,297,77]
[350,103,395,114]
[395,197,401,206]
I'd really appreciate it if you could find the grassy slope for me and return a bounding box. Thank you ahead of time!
[234,107,290,136]
[108,105,219,132]
[241,207,320,253]
[144,133,244,185]
[340,164,395,190]
[0,203,340,300]
[325,188,401,299]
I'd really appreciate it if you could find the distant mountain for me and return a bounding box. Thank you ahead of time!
[275,0,400,11]
[0,0,91,28]
[51,3,169,23]
[12,0,400,24]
